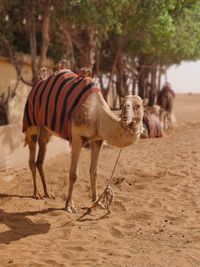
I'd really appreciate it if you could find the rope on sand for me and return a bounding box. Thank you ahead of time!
[77,137,126,221]
[76,123,143,221]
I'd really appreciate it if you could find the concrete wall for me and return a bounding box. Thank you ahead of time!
[0,57,32,124]
[0,56,54,125]
[0,124,70,171]
[0,56,32,93]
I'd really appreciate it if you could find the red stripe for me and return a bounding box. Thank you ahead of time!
[23,71,101,141]
[47,73,77,129]
[61,86,100,140]
[38,74,64,125]
[66,77,92,114]
[55,77,84,133]
[54,76,78,132]
[34,75,55,125]
[27,80,43,126]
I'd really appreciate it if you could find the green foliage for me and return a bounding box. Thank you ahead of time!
[0,0,200,67]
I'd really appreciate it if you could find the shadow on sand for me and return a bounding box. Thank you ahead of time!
[0,207,63,244]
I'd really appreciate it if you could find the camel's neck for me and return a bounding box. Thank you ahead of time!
[98,101,142,147]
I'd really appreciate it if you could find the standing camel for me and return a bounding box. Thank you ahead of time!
[157,83,175,129]
[23,69,147,213]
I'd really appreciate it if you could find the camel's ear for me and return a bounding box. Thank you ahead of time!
[143,98,148,107]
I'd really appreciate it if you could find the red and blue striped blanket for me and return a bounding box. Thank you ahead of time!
[23,70,100,140]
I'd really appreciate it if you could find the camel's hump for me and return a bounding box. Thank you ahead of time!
[23,70,101,141]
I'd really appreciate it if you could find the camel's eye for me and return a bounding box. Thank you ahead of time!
[135,104,140,109]
[125,104,130,109]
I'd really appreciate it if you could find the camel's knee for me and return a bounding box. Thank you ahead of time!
[36,147,46,164]
[32,134,38,143]
[169,114,173,127]
[69,173,78,184]
[90,169,98,180]
[29,160,36,172]
[36,160,43,169]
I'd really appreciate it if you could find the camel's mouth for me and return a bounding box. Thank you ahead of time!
[127,120,137,129]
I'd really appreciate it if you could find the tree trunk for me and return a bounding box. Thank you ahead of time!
[27,1,37,85]
[149,63,157,106]
[131,63,137,95]
[77,27,95,69]
[116,55,129,98]
[95,38,123,106]
[38,0,51,70]
[138,55,150,100]
[157,64,162,93]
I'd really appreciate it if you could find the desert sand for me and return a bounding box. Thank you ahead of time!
[0,93,200,267]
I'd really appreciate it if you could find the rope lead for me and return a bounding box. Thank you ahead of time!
[77,131,129,221]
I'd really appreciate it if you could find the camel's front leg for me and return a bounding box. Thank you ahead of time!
[65,136,83,213]
[90,140,103,202]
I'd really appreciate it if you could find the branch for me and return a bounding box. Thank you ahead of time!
[55,18,86,58]
[1,36,33,87]
[38,0,51,69]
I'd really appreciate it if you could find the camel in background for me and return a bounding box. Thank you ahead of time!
[157,83,175,129]
[23,69,147,213]
[141,105,163,138]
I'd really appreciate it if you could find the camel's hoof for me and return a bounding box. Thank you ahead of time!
[65,202,78,213]
[33,192,43,199]
[95,201,106,210]
[92,196,98,203]
[44,193,55,199]
[92,198,105,210]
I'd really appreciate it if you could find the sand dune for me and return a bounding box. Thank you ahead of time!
[0,93,200,267]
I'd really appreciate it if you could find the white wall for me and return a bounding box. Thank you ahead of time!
[0,124,70,171]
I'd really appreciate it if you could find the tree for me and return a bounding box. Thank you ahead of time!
[1,0,200,115]
[0,0,53,85]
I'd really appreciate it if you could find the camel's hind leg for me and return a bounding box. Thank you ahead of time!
[36,126,52,198]
[26,127,41,199]
[167,112,173,129]
[90,140,103,202]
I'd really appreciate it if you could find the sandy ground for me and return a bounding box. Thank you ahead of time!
[0,93,200,267]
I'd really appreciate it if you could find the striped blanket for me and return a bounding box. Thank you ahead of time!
[23,70,100,141]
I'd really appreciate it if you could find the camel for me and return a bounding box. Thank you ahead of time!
[141,105,163,138]
[23,69,147,213]
[157,83,175,129]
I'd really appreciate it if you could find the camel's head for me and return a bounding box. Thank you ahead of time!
[120,95,148,132]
